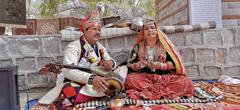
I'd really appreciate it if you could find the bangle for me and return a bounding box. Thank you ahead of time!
[160,62,164,70]
[88,74,96,85]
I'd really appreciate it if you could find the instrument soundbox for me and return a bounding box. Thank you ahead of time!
[39,63,124,97]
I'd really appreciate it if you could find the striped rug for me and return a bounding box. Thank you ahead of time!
[31,82,240,110]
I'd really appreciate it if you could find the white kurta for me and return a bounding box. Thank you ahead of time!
[39,36,127,105]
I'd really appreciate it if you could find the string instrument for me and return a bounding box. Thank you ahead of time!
[39,62,124,97]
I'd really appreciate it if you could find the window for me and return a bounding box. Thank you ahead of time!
[189,0,222,29]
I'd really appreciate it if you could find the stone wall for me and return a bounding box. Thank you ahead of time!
[0,35,63,90]
[156,0,189,25]
[0,27,240,90]
[168,27,240,80]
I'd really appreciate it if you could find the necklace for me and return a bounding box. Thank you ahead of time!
[146,45,156,72]
[146,45,155,60]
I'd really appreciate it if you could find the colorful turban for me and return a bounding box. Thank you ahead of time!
[79,11,101,32]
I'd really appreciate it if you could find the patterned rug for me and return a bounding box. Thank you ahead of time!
[30,82,240,110]
[197,82,240,106]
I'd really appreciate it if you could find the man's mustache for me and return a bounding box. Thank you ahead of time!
[95,34,100,37]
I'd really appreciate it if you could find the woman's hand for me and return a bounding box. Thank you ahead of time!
[139,59,149,66]
[131,59,148,71]
[151,61,162,70]
[151,61,175,70]
[92,76,108,92]
[159,54,166,62]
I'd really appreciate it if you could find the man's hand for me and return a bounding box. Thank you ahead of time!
[100,60,113,70]
[92,76,108,92]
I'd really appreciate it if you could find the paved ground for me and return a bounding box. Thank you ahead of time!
[20,88,51,110]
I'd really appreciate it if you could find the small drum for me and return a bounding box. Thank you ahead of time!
[104,72,124,96]
[91,66,124,96]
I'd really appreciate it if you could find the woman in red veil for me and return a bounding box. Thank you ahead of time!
[125,19,194,100]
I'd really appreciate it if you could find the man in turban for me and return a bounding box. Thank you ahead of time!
[38,11,127,107]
